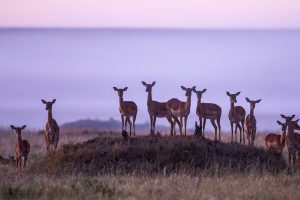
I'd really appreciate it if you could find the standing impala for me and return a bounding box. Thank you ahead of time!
[226,92,246,143]
[281,114,300,167]
[265,120,287,153]
[142,81,174,135]
[167,86,196,136]
[10,125,30,171]
[41,99,59,153]
[113,87,138,136]
[244,98,262,146]
[193,88,222,141]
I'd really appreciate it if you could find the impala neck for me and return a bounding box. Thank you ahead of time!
[17,135,22,149]
[197,97,202,109]
[185,95,191,111]
[250,108,254,118]
[230,101,235,112]
[48,109,53,123]
[119,96,124,108]
[287,122,295,136]
[147,90,153,106]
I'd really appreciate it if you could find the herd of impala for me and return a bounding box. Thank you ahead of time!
[7,81,300,171]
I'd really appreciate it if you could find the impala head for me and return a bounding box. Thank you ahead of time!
[41,99,56,110]
[181,86,196,97]
[226,91,241,103]
[142,81,156,92]
[113,87,128,98]
[10,125,26,136]
[245,98,262,109]
[277,120,287,132]
[192,88,207,100]
[281,114,295,123]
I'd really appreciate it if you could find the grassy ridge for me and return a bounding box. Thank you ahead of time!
[29,135,286,175]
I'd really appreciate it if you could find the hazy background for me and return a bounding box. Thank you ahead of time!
[0,29,299,131]
[0,0,300,131]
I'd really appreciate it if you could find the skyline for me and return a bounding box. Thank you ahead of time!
[1,0,300,29]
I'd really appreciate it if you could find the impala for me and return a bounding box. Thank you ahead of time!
[244,98,262,146]
[41,99,59,153]
[166,86,196,136]
[142,81,174,135]
[113,87,138,136]
[10,125,30,171]
[265,121,287,153]
[226,92,246,143]
[193,88,222,141]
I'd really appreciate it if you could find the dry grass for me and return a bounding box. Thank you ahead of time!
[0,129,299,199]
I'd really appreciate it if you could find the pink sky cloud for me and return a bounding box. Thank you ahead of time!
[1,0,300,28]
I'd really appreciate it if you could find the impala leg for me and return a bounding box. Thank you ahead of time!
[230,122,234,143]
[133,114,136,136]
[238,122,243,144]
[167,116,174,136]
[235,124,239,143]
[199,117,203,137]
[149,114,153,135]
[211,119,217,141]
[153,116,157,135]
[217,116,221,141]
[203,119,206,137]
[121,115,125,131]
[241,119,245,144]
[293,149,296,167]
[172,116,180,135]
[179,117,183,136]
[288,148,292,166]
[127,117,132,136]
[184,116,188,136]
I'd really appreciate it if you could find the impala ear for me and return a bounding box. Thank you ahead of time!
[245,97,251,103]
[202,89,207,93]
[113,87,118,91]
[292,115,295,119]
[123,87,128,91]
[10,125,16,130]
[181,86,187,91]
[41,99,47,104]
[277,121,283,125]
[281,114,287,119]
[21,125,26,130]
[294,119,300,124]
[226,92,231,96]
[236,92,241,96]
[142,81,147,86]
[192,86,196,90]
[52,99,56,104]
[256,99,262,103]
[152,81,156,86]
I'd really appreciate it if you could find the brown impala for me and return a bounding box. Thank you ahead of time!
[244,97,262,146]
[193,88,222,141]
[281,114,300,167]
[226,92,246,143]
[142,81,174,135]
[265,120,287,153]
[10,125,30,171]
[167,86,196,136]
[113,87,138,136]
[41,99,59,153]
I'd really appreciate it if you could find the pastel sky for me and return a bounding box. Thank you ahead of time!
[1,0,300,28]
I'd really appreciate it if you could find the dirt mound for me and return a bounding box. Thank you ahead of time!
[29,135,287,175]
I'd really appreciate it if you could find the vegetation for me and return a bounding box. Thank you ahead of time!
[0,129,299,199]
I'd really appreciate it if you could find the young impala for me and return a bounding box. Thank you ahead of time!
[226,92,246,143]
[193,88,222,141]
[244,98,262,146]
[142,81,174,135]
[113,87,138,136]
[167,86,196,136]
[10,125,30,171]
[265,121,287,153]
